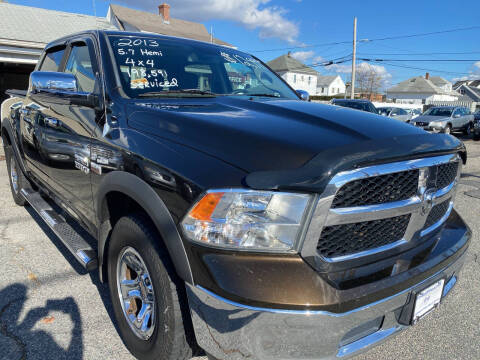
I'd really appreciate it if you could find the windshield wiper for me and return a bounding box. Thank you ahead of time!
[138,89,218,97]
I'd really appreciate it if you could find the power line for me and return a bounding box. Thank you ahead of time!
[358,51,480,56]
[368,60,472,76]
[248,25,480,53]
[359,58,480,62]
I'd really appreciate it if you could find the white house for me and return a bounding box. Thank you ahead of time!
[316,75,345,96]
[387,73,458,104]
[266,53,318,95]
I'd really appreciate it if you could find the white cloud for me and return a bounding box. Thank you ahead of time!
[475,61,480,70]
[114,0,300,43]
[290,50,314,62]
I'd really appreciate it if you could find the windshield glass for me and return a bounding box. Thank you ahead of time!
[108,35,298,99]
[335,101,374,113]
[424,107,453,117]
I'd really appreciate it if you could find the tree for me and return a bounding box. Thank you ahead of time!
[355,63,387,99]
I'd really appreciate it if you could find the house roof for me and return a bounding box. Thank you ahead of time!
[109,4,231,47]
[457,84,480,102]
[0,2,115,47]
[266,54,318,76]
[317,75,338,87]
[387,76,447,94]
[429,76,450,87]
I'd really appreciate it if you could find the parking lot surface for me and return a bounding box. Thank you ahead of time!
[0,138,479,360]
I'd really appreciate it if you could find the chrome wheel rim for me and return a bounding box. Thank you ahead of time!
[10,157,18,194]
[116,247,155,340]
[445,126,451,134]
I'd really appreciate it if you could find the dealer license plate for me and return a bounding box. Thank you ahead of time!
[413,279,444,324]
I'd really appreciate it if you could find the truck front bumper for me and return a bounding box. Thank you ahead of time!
[186,228,470,360]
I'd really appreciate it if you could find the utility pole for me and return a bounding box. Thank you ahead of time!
[350,17,357,99]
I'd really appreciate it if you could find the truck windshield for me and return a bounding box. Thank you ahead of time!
[108,35,298,99]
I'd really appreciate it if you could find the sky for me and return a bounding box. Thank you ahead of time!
[8,0,480,89]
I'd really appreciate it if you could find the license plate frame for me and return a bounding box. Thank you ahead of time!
[412,279,444,324]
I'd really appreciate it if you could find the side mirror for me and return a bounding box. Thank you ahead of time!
[29,71,98,108]
[296,89,309,101]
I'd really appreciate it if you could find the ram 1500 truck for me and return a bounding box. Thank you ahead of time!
[1,30,471,360]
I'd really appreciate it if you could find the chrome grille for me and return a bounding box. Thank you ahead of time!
[331,170,419,208]
[423,199,451,230]
[317,215,410,258]
[436,162,459,189]
[301,154,461,263]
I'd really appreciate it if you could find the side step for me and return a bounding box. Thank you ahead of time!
[21,188,98,271]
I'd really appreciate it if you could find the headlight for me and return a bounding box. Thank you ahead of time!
[429,121,443,128]
[181,189,311,251]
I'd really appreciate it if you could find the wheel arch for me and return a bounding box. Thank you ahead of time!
[96,171,194,285]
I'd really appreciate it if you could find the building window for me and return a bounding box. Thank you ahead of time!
[293,74,296,83]
[308,76,311,85]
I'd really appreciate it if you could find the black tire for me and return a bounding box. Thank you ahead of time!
[107,214,192,360]
[473,132,480,141]
[443,124,452,135]
[463,122,473,136]
[4,146,26,206]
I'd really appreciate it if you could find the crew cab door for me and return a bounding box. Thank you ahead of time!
[23,37,101,229]
[20,46,67,180]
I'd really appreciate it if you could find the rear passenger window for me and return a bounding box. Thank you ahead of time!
[39,47,66,72]
[65,44,96,93]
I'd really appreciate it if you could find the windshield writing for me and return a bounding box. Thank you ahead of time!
[108,35,297,99]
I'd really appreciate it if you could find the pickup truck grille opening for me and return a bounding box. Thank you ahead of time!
[317,215,410,259]
[435,162,459,189]
[331,169,419,208]
[423,199,451,230]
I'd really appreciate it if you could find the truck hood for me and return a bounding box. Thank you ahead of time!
[127,97,464,180]
[414,115,450,123]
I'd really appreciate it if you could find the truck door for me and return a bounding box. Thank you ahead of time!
[28,38,101,229]
[20,45,67,182]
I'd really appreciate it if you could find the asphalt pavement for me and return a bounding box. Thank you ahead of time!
[0,138,479,360]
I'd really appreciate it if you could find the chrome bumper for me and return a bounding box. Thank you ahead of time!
[186,248,467,360]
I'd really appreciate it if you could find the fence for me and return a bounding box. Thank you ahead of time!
[426,100,479,112]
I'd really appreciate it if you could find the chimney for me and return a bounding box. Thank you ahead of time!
[159,3,170,22]
[425,72,430,80]
[287,51,291,57]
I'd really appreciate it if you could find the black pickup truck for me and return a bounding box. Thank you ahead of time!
[1,30,471,360]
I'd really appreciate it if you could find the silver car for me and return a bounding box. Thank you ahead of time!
[413,106,474,135]
[378,107,413,122]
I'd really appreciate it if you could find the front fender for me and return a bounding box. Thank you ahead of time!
[1,114,28,175]
[96,170,194,284]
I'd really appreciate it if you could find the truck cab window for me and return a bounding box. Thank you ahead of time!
[39,47,65,72]
[65,45,96,93]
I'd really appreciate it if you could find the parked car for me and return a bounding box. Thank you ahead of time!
[406,108,422,119]
[413,106,474,135]
[331,98,378,114]
[1,30,470,360]
[377,107,413,122]
[473,111,480,140]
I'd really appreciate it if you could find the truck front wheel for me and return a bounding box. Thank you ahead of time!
[5,147,26,206]
[107,214,193,360]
